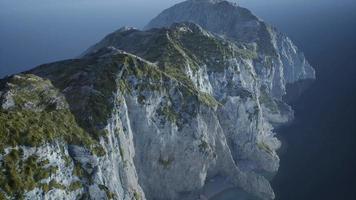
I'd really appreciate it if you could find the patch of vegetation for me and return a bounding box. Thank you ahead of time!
[115,52,221,115]
[236,48,258,60]
[0,149,58,198]
[259,86,279,113]
[133,190,141,200]
[73,163,86,179]
[198,92,221,108]
[118,79,131,94]
[199,140,209,153]
[143,30,201,72]
[248,105,260,121]
[158,155,174,169]
[119,147,124,159]
[72,162,93,186]
[170,26,252,72]
[137,95,146,105]
[257,141,274,155]
[48,180,66,190]
[0,73,109,156]
[0,191,6,200]
[119,55,164,93]
[99,184,115,199]
[40,180,78,193]
[62,155,72,167]
[156,105,178,123]
[164,66,220,108]
[0,109,94,149]
[164,66,196,92]
[68,181,82,191]
[29,59,117,141]
[92,145,106,157]
[7,74,60,110]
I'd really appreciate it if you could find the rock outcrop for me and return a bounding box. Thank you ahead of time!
[145,0,315,99]
[0,1,315,200]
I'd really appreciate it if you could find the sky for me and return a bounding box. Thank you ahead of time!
[0,0,355,77]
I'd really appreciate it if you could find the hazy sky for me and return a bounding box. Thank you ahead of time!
[0,0,355,77]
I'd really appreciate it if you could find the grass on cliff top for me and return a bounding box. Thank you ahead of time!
[0,109,94,150]
[0,74,96,150]
[28,58,117,141]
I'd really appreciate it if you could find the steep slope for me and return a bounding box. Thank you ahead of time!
[84,22,287,200]
[0,43,277,200]
[145,0,315,98]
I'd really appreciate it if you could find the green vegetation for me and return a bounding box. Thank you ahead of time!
[116,54,220,126]
[176,28,234,71]
[48,180,66,190]
[0,40,225,197]
[119,146,124,159]
[257,141,274,155]
[0,109,94,149]
[68,181,82,191]
[0,192,6,200]
[158,156,174,168]
[99,184,115,199]
[8,74,59,109]
[118,54,163,92]
[92,145,106,157]
[73,163,86,179]
[0,149,58,198]
[118,79,131,94]
[199,140,209,153]
[29,59,117,142]
[164,66,220,108]
[157,105,177,123]
[72,162,93,185]
[236,48,258,60]
[134,191,141,200]
[63,155,72,167]
[198,92,221,108]
[259,86,279,113]
[142,30,201,72]
[0,73,106,151]
[164,66,196,92]
[40,179,80,194]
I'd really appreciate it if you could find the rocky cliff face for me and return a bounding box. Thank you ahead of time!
[145,0,315,99]
[0,1,315,200]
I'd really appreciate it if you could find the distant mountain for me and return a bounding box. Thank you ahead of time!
[0,1,314,200]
